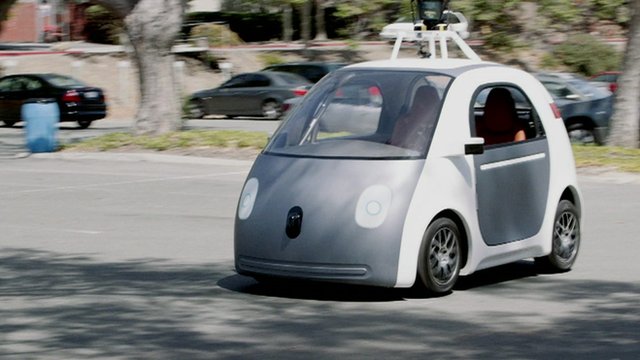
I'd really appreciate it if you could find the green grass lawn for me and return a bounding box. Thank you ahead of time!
[572,145,640,173]
[61,130,640,173]
[61,130,269,152]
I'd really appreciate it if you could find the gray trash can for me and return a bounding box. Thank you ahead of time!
[23,98,59,153]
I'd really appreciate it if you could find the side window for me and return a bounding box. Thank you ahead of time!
[247,74,270,87]
[223,75,251,88]
[301,66,325,83]
[473,86,545,147]
[0,78,15,92]
[542,81,572,99]
[1,77,26,92]
[24,78,44,91]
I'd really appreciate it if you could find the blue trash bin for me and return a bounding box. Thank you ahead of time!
[23,98,59,153]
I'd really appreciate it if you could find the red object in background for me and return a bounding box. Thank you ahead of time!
[589,71,622,93]
[293,87,308,97]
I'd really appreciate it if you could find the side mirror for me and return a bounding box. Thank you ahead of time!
[465,137,485,155]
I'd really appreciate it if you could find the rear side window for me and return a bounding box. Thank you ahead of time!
[472,86,545,147]
[44,75,85,88]
[275,72,310,85]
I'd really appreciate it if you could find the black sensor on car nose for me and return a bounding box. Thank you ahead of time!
[286,206,303,239]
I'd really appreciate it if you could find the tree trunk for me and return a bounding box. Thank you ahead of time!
[608,0,640,148]
[301,0,312,44]
[314,0,327,41]
[282,4,293,42]
[97,0,185,135]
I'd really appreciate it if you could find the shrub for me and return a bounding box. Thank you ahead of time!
[83,5,123,44]
[190,23,244,47]
[258,52,285,67]
[552,34,621,76]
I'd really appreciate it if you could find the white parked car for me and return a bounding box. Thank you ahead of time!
[235,41,582,296]
[380,11,470,41]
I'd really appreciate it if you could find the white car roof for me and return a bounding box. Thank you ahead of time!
[345,58,500,76]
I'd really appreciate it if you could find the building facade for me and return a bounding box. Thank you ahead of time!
[0,0,89,43]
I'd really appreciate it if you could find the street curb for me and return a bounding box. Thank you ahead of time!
[30,152,255,167]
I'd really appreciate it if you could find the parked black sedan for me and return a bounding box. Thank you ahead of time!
[0,73,107,129]
[187,71,312,120]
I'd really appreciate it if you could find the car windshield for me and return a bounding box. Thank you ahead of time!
[265,69,452,159]
[44,74,86,88]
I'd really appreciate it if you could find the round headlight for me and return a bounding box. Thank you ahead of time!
[355,185,393,229]
[238,178,259,220]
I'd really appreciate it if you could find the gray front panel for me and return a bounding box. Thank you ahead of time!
[234,154,425,287]
[475,139,550,245]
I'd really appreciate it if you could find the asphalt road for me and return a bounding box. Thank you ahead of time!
[1,128,639,359]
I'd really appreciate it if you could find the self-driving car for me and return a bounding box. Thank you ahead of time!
[234,33,582,295]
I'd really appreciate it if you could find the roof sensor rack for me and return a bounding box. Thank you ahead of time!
[390,30,481,61]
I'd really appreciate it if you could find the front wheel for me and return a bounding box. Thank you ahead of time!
[417,218,461,295]
[77,120,92,129]
[261,100,281,119]
[536,200,581,272]
[187,99,206,119]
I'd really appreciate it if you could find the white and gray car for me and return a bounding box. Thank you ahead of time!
[235,57,582,295]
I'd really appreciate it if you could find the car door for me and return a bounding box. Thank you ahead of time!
[0,76,27,124]
[204,74,251,114]
[471,85,551,246]
[241,74,272,114]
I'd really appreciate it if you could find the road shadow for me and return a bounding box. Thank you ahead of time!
[1,248,638,359]
[219,260,542,301]
[218,274,406,302]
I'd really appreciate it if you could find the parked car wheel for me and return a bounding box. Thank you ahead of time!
[567,123,599,145]
[2,120,16,127]
[77,120,92,129]
[417,218,461,294]
[262,100,281,119]
[187,99,205,119]
[536,200,580,272]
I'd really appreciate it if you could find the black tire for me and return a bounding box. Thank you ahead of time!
[536,200,581,272]
[2,120,16,127]
[187,99,205,119]
[567,123,600,145]
[417,218,462,294]
[77,120,92,129]
[261,100,281,119]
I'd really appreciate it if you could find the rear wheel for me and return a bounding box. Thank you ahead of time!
[77,120,92,129]
[261,100,281,119]
[417,218,461,295]
[567,122,599,145]
[536,200,581,272]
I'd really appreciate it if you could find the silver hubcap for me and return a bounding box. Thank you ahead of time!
[263,103,278,119]
[554,211,578,261]
[428,228,459,284]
